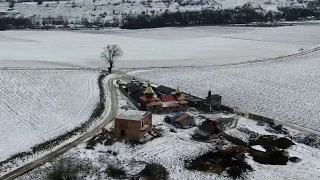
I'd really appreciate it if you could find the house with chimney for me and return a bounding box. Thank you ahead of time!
[193,118,221,140]
[185,91,221,112]
[203,91,222,111]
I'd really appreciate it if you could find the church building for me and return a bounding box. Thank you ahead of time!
[138,82,188,113]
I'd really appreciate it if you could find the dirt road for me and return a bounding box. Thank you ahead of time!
[0,74,119,180]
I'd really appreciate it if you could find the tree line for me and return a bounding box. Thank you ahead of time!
[1,4,319,31]
[121,5,320,29]
[0,17,32,30]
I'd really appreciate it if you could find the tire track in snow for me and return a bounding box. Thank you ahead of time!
[46,72,98,134]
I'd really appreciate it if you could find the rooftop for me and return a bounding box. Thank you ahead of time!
[116,110,149,121]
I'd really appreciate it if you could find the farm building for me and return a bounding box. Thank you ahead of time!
[203,91,222,110]
[114,110,152,140]
[193,119,221,140]
[164,112,196,128]
[185,91,222,111]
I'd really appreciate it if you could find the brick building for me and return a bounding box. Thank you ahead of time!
[114,110,152,140]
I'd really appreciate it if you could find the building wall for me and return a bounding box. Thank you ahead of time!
[114,112,152,140]
[118,84,142,110]
[147,105,162,113]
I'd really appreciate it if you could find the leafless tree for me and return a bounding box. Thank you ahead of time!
[100,45,123,73]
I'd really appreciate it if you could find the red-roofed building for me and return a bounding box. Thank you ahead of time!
[160,95,176,102]
[138,83,188,113]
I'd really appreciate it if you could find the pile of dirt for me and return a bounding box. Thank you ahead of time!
[249,148,289,165]
[186,146,252,179]
[250,135,295,149]
[86,128,116,149]
[249,135,296,165]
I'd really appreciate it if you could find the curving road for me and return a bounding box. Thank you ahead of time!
[0,74,119,180]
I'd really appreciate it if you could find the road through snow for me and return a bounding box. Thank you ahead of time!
[0,74,119,180]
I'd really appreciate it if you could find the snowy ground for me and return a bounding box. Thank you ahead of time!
[132,48,320,131]
[237,118,320,180]
[18,108,320,180]
[0,70,100,162]
[2,25,320,69]
[17,83,320,180]
[0,0,309,23]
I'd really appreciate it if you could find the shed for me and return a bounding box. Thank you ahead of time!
[165,112,196,128]
[193,119,221,140]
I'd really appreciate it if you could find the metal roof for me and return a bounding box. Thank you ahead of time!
[195,129,211,137]
[116,110,148,121]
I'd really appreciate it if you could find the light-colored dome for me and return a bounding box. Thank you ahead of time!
[145,81,154,94]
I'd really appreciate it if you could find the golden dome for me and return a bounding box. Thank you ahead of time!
[144,81,154,94]
[176,86,182,94]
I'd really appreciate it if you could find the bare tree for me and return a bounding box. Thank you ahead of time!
[100,45,123,73]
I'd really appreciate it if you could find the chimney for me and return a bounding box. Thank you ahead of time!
[207,90,212,103]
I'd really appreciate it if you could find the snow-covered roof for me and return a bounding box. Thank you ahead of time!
[251,145,266,152]
[116,110,148,121]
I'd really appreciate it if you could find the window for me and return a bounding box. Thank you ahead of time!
[141,120,144,127]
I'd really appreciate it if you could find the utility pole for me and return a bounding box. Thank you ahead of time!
[127,83,130,106]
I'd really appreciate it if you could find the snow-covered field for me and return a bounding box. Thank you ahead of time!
[2,25,320,69]
[0,70,100,162]
[132,49,320,131]
[0,0,309,23]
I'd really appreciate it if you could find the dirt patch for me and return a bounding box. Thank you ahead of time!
[186,146,252,179]
[289,157,302,163]
[250,135,294,149]
[249,148,289,165]
[86,128,117,149]
[248,135,295,165]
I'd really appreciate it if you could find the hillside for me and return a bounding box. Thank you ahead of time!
[0,0,311,24]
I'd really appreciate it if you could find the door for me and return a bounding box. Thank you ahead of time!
[121,130,125,137]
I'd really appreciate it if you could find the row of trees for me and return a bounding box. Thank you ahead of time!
[121,5,319,29]
[1,4,319,30]
[0,17,32,30]
[0,16,121,30]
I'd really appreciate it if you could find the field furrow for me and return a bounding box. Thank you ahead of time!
[0,70,100,162]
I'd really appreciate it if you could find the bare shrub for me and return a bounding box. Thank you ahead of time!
[105,164,126,178]
[46,157,93,180]
[139,163,169,180]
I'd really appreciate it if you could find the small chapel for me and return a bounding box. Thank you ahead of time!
[138,82,188,113]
